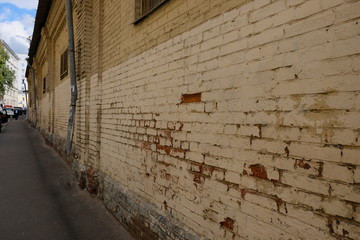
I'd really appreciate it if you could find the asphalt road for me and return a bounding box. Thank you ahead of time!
[0,117,134,240]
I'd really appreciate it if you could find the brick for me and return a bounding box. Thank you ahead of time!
[321,0,344,10]
[284,9,335,37]
[320,197,353,219]
[342,148,360,165]
[281,171,330,195]
[285,204,329,230]
[241,201,333,239]
[253,0,271,9]
[289,143,341,162]
[322,162,356,183]
[249,1,287,23]
[225,170,241,184]
[330,182,360,203]
[294,0,322,20]
[286,0,305,7]
[332,218,360,240]
[333,1,360,24]
[248,26,284,48]
[243,192,278,211]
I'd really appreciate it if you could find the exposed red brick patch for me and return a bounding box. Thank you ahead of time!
[297,160,311,169]
[157,145,185,156]
[190,163,202,172]
[190,163,217,177]
[249,164,268,180]
[157,145,171,154]
[165,173,171,181]
[87,166,98,196]
[240,188,259,199]
[284,146,290,157]
[193,173,205,184]
[173,148,185,153]
[240,188,248,198]
[157,160,171,167]
[160,170,172,180]
[200,164,214,176]
[164,130,172,138]
[181,93,201,103]
[220,217,235,231]
[141,142,151,149]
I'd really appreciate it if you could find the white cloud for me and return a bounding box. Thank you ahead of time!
[0,14,34,54]
[0,0,38,10]
[0,7,11,20]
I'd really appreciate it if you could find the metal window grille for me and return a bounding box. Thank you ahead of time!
[135,0,169,23]
[43,77,46,93]
[60,49,68,79]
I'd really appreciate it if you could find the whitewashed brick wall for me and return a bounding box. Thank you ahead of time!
[92,0,360,239]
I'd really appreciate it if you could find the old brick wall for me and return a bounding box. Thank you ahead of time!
[30,0,72,150]
[29,0,360,239]
[92,0,360,239]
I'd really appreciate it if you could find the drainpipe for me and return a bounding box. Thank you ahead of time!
[65,0,78,155]
[27,64,37,126]
[22,79,29,120]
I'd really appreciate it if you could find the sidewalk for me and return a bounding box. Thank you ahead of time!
[0,118,134,240]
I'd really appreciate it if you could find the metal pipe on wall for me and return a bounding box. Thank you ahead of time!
[22,79,29,120]
[27,64,37,126]
[65,0,78,155]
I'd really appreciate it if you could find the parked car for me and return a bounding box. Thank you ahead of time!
[0,108,8,123]
[4,108,14,120]
[14,107,23,115]
[13,107,23,120]
[0,107,8,132]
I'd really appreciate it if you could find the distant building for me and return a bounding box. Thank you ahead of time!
[3,86,18,107]
[0,39,20,107]
[17,58,29,109]
[27,1,360,240]
[17,89,27,108]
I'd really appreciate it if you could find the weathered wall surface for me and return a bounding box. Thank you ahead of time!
[30,0,360,239]
[29,0,72,150]
[94,0,360,239]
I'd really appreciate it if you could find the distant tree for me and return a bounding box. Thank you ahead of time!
[0,44,15,98]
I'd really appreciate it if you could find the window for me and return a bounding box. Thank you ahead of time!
[43,77,46,93]
[134,0,169,23]
[60,49,68,79]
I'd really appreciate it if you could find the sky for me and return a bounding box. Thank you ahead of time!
[0,0,38,56]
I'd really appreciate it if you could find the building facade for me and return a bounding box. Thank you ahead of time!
[2,86,18,107]
[0,39,20,106]
[27,0,360,239]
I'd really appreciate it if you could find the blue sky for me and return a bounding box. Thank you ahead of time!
[0,0,38,55]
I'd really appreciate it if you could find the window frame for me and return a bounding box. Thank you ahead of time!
[43,77,46,93]
[134,0,170,24]
[60,49,68,79]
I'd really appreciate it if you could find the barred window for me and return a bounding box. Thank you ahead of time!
[134,0,169,23]
[60,49,68,79]
[43,77,46,93]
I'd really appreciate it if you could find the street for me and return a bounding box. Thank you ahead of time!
[0,117,134,240]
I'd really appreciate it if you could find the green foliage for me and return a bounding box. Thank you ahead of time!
[0,44,15,97]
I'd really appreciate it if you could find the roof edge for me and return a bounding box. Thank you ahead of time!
[26,0,52,77]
